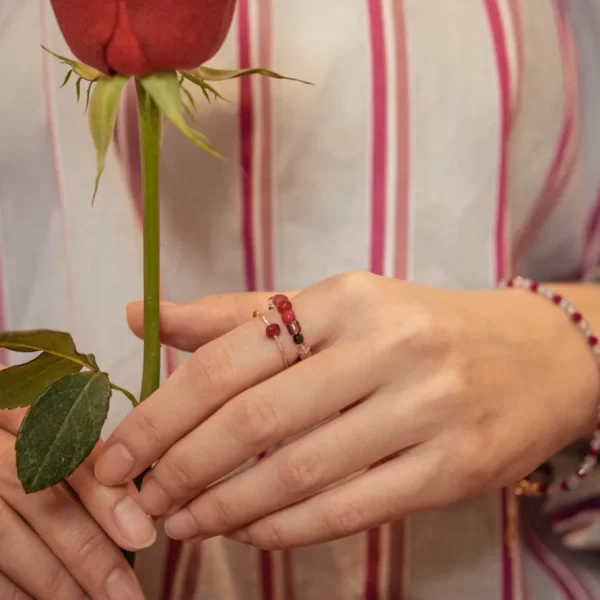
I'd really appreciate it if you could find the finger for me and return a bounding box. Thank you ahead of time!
[0,431,145,600]
[0,497,84,599]
[226,444,442,550]
[162,388,435,539]
[127,291,295,351]
[0,572,33,600]
[68,443,157,551]
[96,281,338,488]
[139,345,376,516]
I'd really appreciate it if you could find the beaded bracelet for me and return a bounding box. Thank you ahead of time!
[268,294,312,361]
[500,276,600,496]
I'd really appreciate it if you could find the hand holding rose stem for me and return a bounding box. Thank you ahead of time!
[0,0,307,577]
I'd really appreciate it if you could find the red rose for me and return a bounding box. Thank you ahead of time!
[50,0,237,76]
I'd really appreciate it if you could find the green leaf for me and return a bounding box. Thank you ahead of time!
[188,66,312,85]
[16,372,111,493]
[0,330,95,370]
[139,73,225,161]
[41,46,103,82]
[0,353,82,410]
[88,75,128,202]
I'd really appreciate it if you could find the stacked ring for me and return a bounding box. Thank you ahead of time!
[253,310,290,370]
[268,294,313,361]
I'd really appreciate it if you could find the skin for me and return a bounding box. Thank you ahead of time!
[93,272,600,550]
[0,369,153,600]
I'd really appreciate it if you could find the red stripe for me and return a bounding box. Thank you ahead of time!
[366,1,388,596]
[367,0,388,277]
[485,0,512,282]
[393,0,410,281]
[258,0,274,292]
[522,519,587,600]
[513,2,577,268]
[239,0,257,293]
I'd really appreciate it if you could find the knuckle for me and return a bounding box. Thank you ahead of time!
[129,408,165,449]
[66,525,109,566]
[159,451,197,497]
[329,272,378,304]
[249,521,287,551]
[448,432,491,494]
[187,343,236,391]
[44,562,83,600]
[276,451,323,494]
[207,493,237,531]
[324,500,367,539]
[226,395,280,448]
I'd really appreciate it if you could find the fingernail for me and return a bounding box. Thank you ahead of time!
[105,568,144,600]
[114,496,157,549]
[165,508,198,540]
[95,443,135,485]
[140,478,171,515]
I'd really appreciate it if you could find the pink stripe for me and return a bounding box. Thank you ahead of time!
[239,0,257,293]
[393,0,410,281]
[40,1,77,333]
[485,0,514,594]
[258,0,275,292]
[522,519,592,600]
[365,1,388,596]
[485,0,512,282]
[368,0,388,277]
[508,0,525,121]
[513,1,577,267]
[584,185,600,274]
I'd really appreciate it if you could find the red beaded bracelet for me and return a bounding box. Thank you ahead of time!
[268,294,312,361]
[500,276,600,496]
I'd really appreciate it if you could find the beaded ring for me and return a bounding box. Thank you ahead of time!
[253,310,290,370]
[500,276,600,496]
[268,294,313,361]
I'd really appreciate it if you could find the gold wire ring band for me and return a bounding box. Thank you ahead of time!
[253,310,290,370]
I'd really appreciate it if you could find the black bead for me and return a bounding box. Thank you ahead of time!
[293,333,304,345]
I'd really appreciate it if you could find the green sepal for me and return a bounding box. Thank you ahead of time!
[139,73,224,160]
[187,66,311,85]
[179,71,230,103]
[0,353,82,410]
[41,46,103,82]
[16,372,112,493]
[88,75,129,202]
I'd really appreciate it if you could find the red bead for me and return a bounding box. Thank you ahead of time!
[529,282,539,292]
[507,280,514,288]
[281,310,296,325]
[572,312,583,323]
[589,336,599,347]
[553,294,562,304]
[272,294,289,309]
[278,300,293,314]
[560,480,569,491]
[266,324,281,338]
[589,448,599,457]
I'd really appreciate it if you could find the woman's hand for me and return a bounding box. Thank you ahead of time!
[0,370,152,600]
[95,273,600,550]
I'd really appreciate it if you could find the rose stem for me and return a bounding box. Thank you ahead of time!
[124,79,162,569]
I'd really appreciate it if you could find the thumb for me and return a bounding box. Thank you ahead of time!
[127,292,288,352]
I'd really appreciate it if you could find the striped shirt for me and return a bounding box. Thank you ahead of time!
[1,0,600,598]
